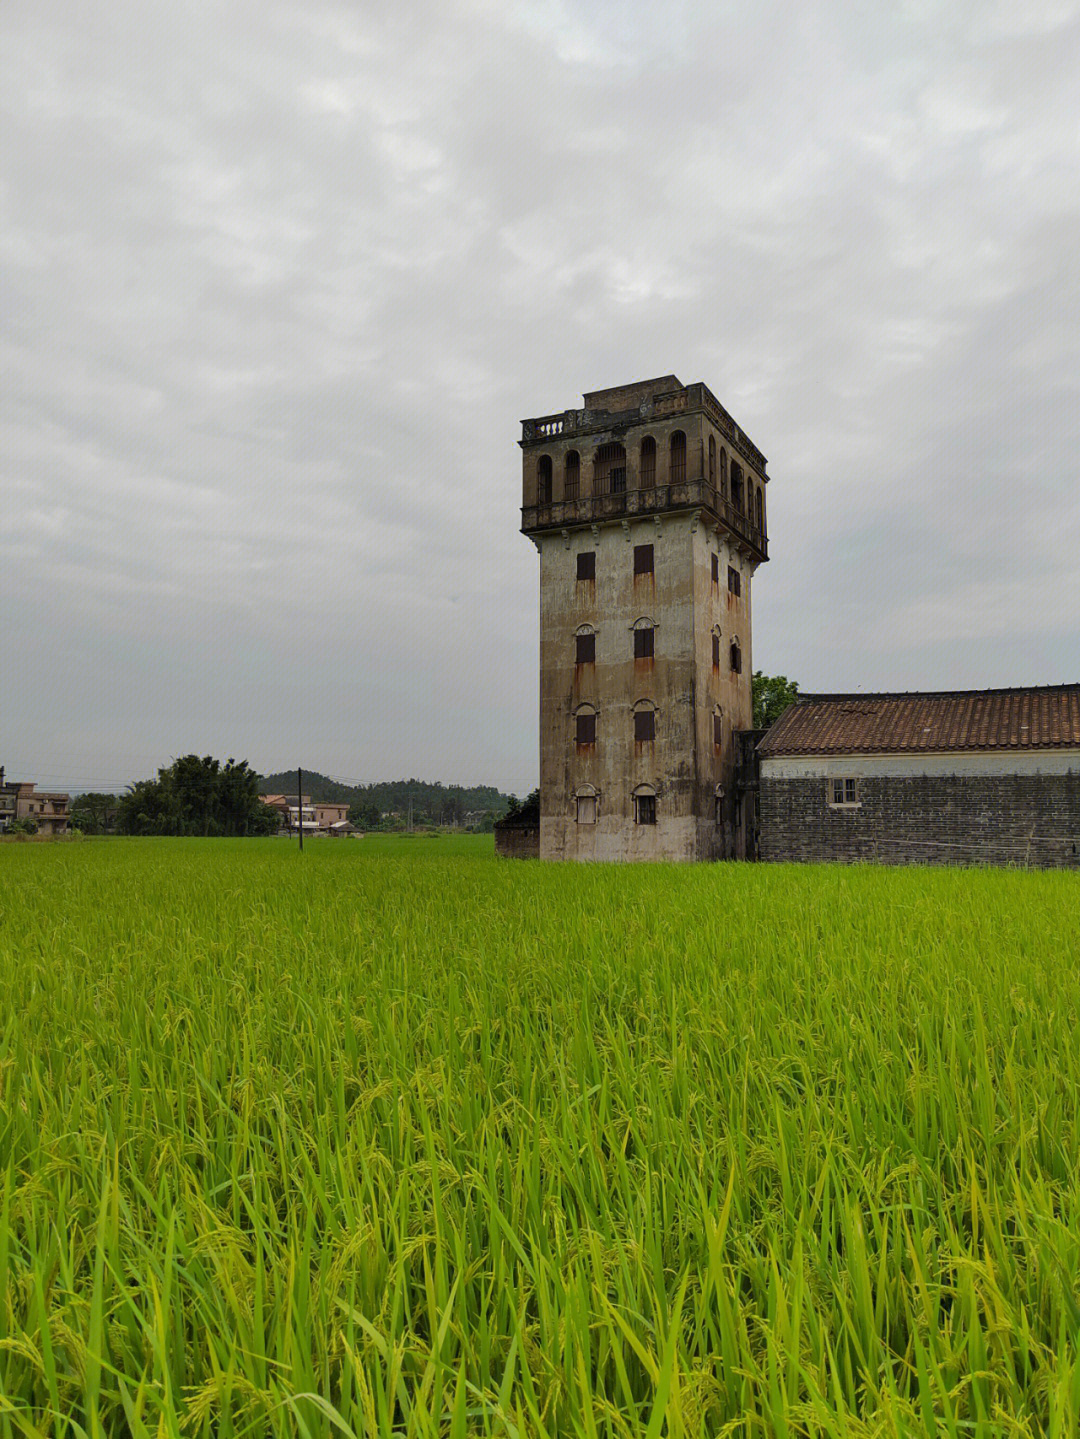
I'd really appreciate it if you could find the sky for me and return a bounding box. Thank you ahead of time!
[3,0,1079,796]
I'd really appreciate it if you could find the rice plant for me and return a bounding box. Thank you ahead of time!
[1,836,1079,1436]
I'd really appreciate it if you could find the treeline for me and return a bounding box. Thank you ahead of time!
[260,771,513,828]
[77,757,278,837]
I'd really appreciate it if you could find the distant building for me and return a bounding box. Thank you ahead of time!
[758,685,1080,869]
[513,375,770,861]
[260,794,350,836]
[0,768,70,835]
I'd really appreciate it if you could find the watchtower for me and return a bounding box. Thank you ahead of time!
[519,376,770,861]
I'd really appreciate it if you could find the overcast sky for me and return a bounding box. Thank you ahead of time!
[3,0,1079,795]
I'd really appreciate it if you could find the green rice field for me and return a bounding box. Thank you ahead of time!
[2,836,1080,1437]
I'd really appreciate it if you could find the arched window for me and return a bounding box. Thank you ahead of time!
[595,442,627,495]
[712,706,724,749]
[639,435,656,488]
[730,461,744,513]
[711,623,722,669]
[714,783,725,827]
[720,448,728,498]
[537,455,553,505]
[670,430,686,483]
[730,639,742,674]
[574,784,598,825]
[632,784,657,826]
[574,703,597,748]
[632,699,657,744]
[574,624,595,666]
[708,435,717,486]
[564,450,580,502]
[632,615,655,660]
[756,487,764,531]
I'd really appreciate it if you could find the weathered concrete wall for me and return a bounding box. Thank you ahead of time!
[535,511,757,862]
[494,823,540,859]
[759,767,1080,868]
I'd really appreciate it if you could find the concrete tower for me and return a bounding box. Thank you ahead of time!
[520,376,770,861]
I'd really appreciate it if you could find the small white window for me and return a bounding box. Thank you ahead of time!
[828,777,861,808]
[576,795,597,825]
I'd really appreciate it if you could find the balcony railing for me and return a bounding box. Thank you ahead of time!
[522,481,767,559]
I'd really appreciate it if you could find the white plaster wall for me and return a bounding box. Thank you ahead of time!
[761,750,1080,780]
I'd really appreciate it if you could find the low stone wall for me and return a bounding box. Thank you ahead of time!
[494,821,540,859]
[760,772,1080,869]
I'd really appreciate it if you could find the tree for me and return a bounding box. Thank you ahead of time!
[70,793,121,835]
[752,672,800,730]
[118,756,279,837]
[348,801,382,831]
[503,788,540,823]
[6,817,37,836]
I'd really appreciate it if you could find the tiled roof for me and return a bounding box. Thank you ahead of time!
[757,685,1080,756]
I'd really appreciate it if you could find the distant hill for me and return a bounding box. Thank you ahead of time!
[259,771,514,824]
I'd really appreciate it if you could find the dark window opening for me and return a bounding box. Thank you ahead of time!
[708,435,717,485]
[712,634,721,668]
[575,632,595,665]
[634,627,654,659]
[720,448,728,497]
[565,450,580,501]
[756,488,764,531]
[713,713,723,747]
[634,793,657,826]
[730,462,744,513]
[537,455,553,505]
[634,543,654,576]
[596,441,627,495]
[640,435,656,486]
[711,553,719,585]
[576,713,596,746]
[727,566,741,597]
[730,642,742,674]
[634,710,655,742]
[577,551,595,582]
[670,430,686,483]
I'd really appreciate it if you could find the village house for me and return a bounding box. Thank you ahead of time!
[757,686,1080,869]
[0,768,71,836]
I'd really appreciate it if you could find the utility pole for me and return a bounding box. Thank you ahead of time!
[297,766,303,853]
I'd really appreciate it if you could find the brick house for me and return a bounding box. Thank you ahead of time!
[758,685,1080,869]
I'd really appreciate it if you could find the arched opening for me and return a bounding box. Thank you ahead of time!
[720,448,728,498]
[537,455,553,505]
[574,624,595,666]
[711,623,722,670]
[712,707,724,750]
[564,450,580,501]
[595,442,627,495]
[632,699,657,744]
[708,435,717,486]
[730,461,744,513]
[639,435,656,488]
[755,487,764,531]
[632,615,655,661]
[670,430,686,484]
[730,639,742,674]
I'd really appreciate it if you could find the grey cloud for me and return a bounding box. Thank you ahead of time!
[2,0,1078,792]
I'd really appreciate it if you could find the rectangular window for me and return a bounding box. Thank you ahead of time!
[577,551,595,582]
[634,793,657,825]
[711,553,719,585]
[727,566,741,597]
[634,710,655,742]
[730,643,742,674]
[633,543,654,576]
[828,777,861,807]
[712,634,720,667]
[713,713,723,747]
[576,713,596,746]
[714,794,724,826]
[576,795,597,825]
[634,627,654,659]
[575,632,595,665]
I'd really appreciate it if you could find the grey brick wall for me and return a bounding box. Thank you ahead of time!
[760,772,1080,869]
[494,823,540,859]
